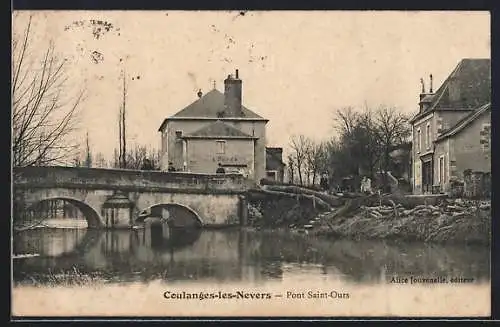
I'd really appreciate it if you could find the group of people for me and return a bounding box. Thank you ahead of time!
[319,173,373,194]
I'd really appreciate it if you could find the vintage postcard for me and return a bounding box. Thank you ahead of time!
[11,10,491,318]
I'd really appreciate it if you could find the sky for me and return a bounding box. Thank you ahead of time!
[12,11,490,161]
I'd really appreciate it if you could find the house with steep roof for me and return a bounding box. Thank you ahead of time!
[158,69,269,182]
[409,58,491,194]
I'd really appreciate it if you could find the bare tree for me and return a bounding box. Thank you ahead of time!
[305,140,327,186]
[286,153,295,184]
[111,148,120,168]
[72,154,81,167]
[333,107,359,136]
[357,108,382,178]
[12,15,84,167]
[125,144,148,169]
[375,106,411,189]
[289,134,311,186]
[84,131,92,167]
[147,147,161,170]
[110,144,160,170]
[118,96,122,167]
[93,151,107,168]
[117,71,128,168]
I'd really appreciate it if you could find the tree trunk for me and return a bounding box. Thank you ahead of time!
[298,164,303,186]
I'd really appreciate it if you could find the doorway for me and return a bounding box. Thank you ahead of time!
[421,160,433,194]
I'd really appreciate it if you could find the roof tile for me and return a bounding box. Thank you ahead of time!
[411,58,490,123]
[171,89,265,119]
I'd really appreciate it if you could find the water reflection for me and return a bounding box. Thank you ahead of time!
[13,228,490,285]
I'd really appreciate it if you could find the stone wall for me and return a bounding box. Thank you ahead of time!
[13,166,250,192]
[451,110,491,175]
[463,170,491,199]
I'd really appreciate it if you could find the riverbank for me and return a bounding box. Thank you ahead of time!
[14,218,88,232]
[247,186,491,245]
[315,199,491,245]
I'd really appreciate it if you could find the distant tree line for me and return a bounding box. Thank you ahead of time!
[287,105,411,191]
[72,137,161,170]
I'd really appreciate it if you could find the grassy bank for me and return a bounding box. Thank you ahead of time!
[13,266,108,287]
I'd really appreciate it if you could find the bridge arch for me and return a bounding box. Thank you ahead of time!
[25,197,105,228]
[136,203,203,228]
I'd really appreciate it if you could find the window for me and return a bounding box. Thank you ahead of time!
[266,171,277,180]
[416,128,421,153]
[426,123,431,149]
[175,130,182,139]
[438,155,445,184]
[216,140,226,154]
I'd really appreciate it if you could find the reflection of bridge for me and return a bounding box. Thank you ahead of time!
[14,229,270,284]
[14,166,251,229]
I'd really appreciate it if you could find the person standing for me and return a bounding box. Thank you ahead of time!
[216,163,225,174]
[361,176,367,193]
[365,177,372,194]
[141,158,154,170]
[320,172,329,192]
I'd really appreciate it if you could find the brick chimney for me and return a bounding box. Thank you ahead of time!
[224,69,242,117]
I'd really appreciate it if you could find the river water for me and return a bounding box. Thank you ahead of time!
[12,224,491,317]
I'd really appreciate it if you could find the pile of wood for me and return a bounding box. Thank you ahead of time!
[360,198,491,220]
[315,198,491,244]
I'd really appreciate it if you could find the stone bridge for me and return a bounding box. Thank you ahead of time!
[13,166,252,229]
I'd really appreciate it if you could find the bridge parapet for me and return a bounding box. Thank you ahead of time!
[13,166,253,193]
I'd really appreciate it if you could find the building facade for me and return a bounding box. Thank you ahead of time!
[409,58,491,194]
[433,103,491,193]
[158,70,269,182]
[265,147,286,182]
